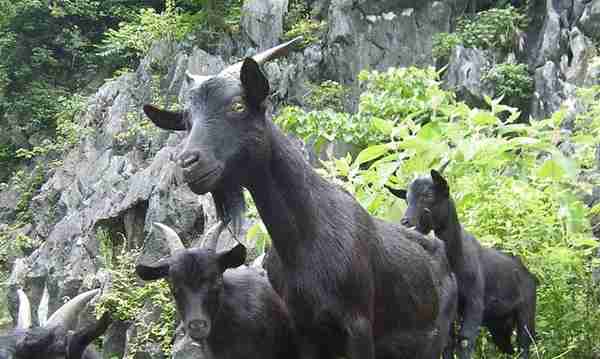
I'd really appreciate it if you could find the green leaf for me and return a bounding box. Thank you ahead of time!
[537,158,565,180]
[372,117,394,135]
[354,144,390,166]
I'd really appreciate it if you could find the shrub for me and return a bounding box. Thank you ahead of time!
[283,0,326,48]
[96,250,176,357]
[482,62,533,102]
[98,0,196,60]
[457,7,528,52]
[432,32,463,62]
[432,6,527,61]
[312,67,600,358]
[305,80,349,111]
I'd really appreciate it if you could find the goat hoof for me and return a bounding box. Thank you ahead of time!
[460,339,469,349]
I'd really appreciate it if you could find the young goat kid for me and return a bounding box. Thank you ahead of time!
[387,169,537,359]
[0,289,111,359]
[136,222,297,359]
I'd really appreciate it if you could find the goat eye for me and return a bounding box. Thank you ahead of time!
[231,101,246,113]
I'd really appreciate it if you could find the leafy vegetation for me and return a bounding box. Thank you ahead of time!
[96,249,176,357]
[433,6,527,62]
[482,62,533,103]
[283,0,326,47]
[0,0,244,183]
[275,67,600,358]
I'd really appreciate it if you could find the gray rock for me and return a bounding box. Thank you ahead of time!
[530,61,567,120]
[579,0,600,40]
[325,0,452,109]
[241,0,288,49]
[443,46,495,107]
[565,27,597,85]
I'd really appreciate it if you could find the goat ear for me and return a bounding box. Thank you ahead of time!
[385,185,407,200]
[430,170,449,197]
[240,58,269,109]
[136,258,170,281]
[143,104,186,131]
[218,244,247,271]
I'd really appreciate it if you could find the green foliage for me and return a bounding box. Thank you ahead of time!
[283,0,326,47]
[457,7,528,51]
[306,80,349,111]
[14,94,89,164]
[276,67,450,151]
[308,67,600,357]
[432,32,463,61]
[0,0,143,179]
[98,0,195,60]
[283,19,326,48]
[482,62,533,102]
[96,250,176,357]
[432,6,527,61]
[12,166,47,222]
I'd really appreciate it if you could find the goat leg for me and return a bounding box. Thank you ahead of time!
[457,296,484,359]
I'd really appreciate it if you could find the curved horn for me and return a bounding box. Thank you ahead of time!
[16,289,32,329]
[219,37,303,77]
[202,221,227,251]
[37,284,49,326]
[45,289,100,330]
[438,159,450,174]
[153,222,186,253]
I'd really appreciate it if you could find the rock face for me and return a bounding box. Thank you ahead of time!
[1,0,599,358]
[242,0,289,49]
[443,46,495,107]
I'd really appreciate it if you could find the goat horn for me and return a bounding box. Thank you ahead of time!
[438,160,450,174]
[153,222,186,253]
[220,37,303,77]
[202,221,227,251]
[37,284,49,326]
[45,289,100,330]
[16,289,32,329]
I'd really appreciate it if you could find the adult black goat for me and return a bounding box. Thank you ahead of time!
[0,288,111,359]
[387,169,537,359]
[142,38,458,359]
[136,222,297,359]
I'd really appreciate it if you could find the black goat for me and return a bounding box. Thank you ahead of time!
[0,288,111,359]
[387,169,537,359]
[135,222,297,359]
[142,39,457,359]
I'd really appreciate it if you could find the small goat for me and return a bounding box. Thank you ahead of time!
[0,288,111,359]
[136,222,297,359]
[388,169,537,359]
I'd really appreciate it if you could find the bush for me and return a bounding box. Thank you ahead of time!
[482,62,533,102]
[96,250,176,357]
[98,0,196,60]
[305,80,349,111]
[311,67,600,358]
[283,0,326,48]
[432,6,527,61]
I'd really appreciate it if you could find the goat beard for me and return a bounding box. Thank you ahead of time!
[211,185,246,239]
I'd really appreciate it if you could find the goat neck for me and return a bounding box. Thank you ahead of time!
[245,121,332,267]
[434,199,464,271]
